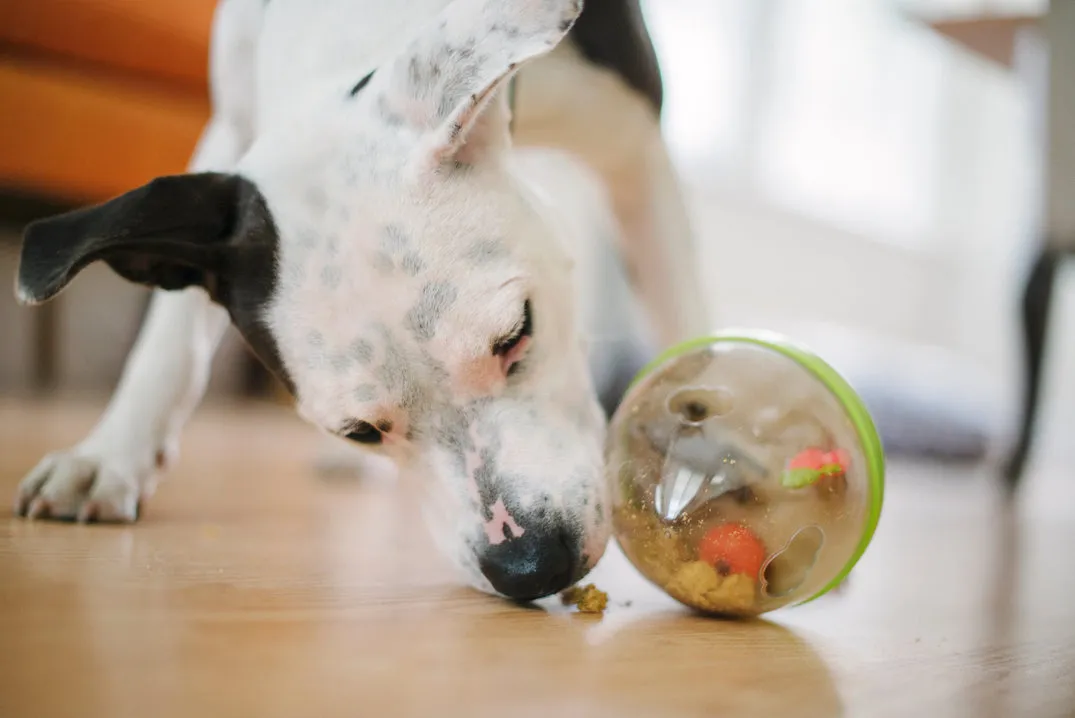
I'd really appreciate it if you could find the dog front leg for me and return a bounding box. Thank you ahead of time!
[12,119,252,522]
[12,0,267,521]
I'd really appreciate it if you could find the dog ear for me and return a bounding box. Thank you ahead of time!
[374,0,582,166]
[15,172,269,306]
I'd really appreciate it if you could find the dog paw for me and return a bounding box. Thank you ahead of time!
[13,443,162,523]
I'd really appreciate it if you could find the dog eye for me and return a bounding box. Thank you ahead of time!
[492,299,533,357]
[344,421,382,445]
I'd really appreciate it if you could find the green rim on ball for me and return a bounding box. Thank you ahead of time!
[627,329,886,605]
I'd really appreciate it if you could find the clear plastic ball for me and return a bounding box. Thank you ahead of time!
[605,333,884,617]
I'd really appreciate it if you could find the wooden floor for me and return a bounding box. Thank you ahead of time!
[1,398,1073,718]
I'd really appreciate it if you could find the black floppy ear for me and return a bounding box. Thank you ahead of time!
[15,172,263,305]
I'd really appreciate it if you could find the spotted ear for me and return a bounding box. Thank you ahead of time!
[15,172,271,306]
[373,0,582,165]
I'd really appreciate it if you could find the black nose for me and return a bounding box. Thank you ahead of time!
[479,527,582,601]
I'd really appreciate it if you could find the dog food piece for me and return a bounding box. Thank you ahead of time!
[698,522,766,579]
[613,506,691,586]
[561,583,609,614]
[665,560,757,614]
[782,447,850,488]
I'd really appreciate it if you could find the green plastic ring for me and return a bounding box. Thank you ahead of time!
[625,328,886,605]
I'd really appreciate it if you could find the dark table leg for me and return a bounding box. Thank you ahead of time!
[1004,247,1064,490]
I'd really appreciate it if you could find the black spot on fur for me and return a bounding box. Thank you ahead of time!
[375,224,415,274]
[348,70,375,98]
[401,252,426,276]
[465,239,508,264]
[376,328,421,410]
[489,21,522,40]
[350,338,374,364]
[382,224,409,251]
[473,447,505,521]
[408,55,444,89]
[406,282,458,342]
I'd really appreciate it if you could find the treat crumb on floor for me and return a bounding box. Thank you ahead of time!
[560,583,609,614]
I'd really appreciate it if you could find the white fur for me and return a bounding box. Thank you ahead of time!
[15,0,706,596]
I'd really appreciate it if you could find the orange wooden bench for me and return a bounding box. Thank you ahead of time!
[0,0,216,205]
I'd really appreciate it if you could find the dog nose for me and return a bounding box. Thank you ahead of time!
[478,527,581,601]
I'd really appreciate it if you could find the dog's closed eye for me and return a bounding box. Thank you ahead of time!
[343,420,384,445]
[492,299,532,376]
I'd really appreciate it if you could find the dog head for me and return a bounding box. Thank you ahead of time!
[14,0,610,600]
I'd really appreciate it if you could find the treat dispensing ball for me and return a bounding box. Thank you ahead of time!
[605,331,885,617]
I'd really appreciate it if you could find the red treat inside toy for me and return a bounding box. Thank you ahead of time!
[789,448,848,471]
[788,448,828,471]
[825,449,851,471]
[699,522,767,579]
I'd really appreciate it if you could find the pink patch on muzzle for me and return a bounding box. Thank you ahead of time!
[483,498,525,545]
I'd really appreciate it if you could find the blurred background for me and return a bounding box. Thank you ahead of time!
[0,0,1070,483]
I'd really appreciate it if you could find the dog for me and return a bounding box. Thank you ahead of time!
[11,0,709,602]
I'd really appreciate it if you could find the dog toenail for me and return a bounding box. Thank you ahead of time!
[27,498,49,520]
[78,503,98,523]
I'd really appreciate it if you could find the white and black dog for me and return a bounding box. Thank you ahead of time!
[12,0,709,601]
